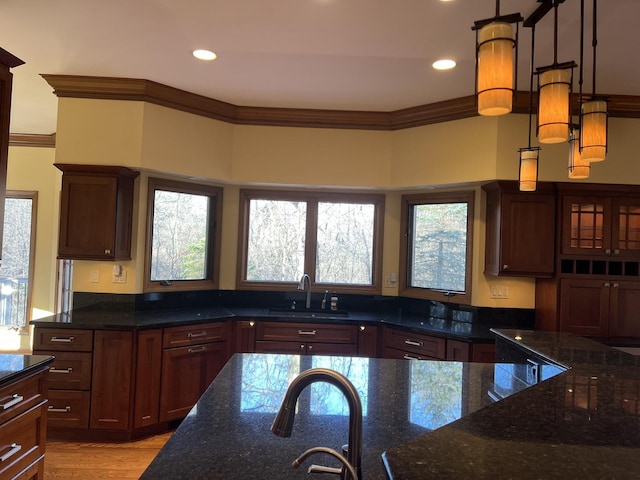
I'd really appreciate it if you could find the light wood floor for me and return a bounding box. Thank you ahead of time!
[43,432,173,479]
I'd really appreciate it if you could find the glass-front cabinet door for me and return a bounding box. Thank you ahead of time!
[612,197,640,258]
[562,196,611,256]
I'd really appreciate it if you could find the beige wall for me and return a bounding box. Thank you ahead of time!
[10,97,640,322]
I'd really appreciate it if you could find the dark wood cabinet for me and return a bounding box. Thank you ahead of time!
[253,321,360,356]
[0,49,24,262]
[159,322,231,422]
[133,329,162,429]
[0,366,48,480]
[483,181,556,277]
[382,327,446,360]
[55,164,139,260]
[90,330,133,430]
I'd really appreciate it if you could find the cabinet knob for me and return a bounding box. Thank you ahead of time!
[613,282,619,288]
[604,282,611,287]
[502,265,509,270]
[359,325,366,332]
[614,249,620,255]
[605,248,611,254]
[104,249,111,255]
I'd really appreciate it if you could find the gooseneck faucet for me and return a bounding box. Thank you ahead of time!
[298,273,312,309]
[271,368,363,480]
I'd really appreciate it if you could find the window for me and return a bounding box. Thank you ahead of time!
[0,192,36,332]
[145,178,223,292]
[400,191,474,304]
[238,189,384,293]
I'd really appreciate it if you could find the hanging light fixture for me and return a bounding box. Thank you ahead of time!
[518,17,541,192]
[568,125,590,179]
[580,0,608,162]
[536,1,576,144]
[473,1,523,116]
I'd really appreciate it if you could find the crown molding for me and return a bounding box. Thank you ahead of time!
[9,133,56,148]
[41,74,640,131]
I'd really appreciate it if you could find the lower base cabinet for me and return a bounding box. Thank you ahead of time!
[0,367,49,480]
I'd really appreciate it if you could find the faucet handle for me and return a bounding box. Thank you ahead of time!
[307,464,343,475]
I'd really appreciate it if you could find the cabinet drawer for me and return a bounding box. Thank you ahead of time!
[163,321,230,348]
[42,351,92,390]
[33,328,93,352]
[384,329,446,360]
[0,369,47,425]
[0,403,46,480]
[46,390,90,429]
[256,322,358,344]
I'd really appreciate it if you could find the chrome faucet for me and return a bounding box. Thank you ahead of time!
[271,368,363,480]
[298,273,312,309]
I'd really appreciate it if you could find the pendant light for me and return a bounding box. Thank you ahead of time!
[473,1,523,116]
[518,19,541,192]
[580,0,608,162]
[568,125,590,179]
[536,1,576,144]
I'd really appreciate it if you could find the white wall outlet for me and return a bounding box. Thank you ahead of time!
[112,267,127,284]
[90,270,99,283]
[490,285,509,299]
[385,272,398,287]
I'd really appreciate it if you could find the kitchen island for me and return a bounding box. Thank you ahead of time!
[140,353,527,479]
[141,330,640,479]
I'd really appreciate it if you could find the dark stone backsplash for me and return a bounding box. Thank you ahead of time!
[72,289,535,329]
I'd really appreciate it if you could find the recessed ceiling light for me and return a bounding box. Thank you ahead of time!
[432,59,456,70]
[192,49,217,61]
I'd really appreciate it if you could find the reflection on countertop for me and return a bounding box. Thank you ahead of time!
[140,354,531,480]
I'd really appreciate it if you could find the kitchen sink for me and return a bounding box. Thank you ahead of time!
[268,308,350,318]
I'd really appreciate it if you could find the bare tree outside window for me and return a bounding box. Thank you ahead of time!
[145,178,222,292]
[316,202,374,285]
[247,199,306,282]
[0,193,35,330]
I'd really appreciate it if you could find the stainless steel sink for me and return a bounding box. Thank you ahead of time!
[268,308,350,318]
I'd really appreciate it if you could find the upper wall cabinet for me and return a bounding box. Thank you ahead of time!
[483,181,556,277]
[56,164,139,261]
[560,185,640,260]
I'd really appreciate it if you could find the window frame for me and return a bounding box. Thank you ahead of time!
[144,177,223,292]
[399,190,474,305]
[237,188,385,294]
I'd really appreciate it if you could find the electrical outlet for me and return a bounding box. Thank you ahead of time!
[112,269,127,284]
[90,270,99,283]
[490,285,509,299]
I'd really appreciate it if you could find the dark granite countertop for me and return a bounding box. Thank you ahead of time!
[0,353,54,387]
[383,328,640,479]
[29,305,497,342]
[141,354,528,479]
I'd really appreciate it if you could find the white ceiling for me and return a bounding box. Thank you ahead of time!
[1,0,638,135]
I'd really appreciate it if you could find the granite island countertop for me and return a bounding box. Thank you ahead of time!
[140,353,530,479]
[0,352,54,387]
[382,328,640,479]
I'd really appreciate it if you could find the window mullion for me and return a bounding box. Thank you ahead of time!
[306,200,318,282]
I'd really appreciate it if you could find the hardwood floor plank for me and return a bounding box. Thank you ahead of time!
[43,432,172,479]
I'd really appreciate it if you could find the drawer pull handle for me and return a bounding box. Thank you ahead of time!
[403,354,422,361]
[188,346,207,354]
[48,406,71,413]
[1,394,24,410]
[298,330,317,336]
[50,367,73,374]
[51,336,75,343]
[404,339,423,347]
[0,443,22,463]
[187,331,207,338]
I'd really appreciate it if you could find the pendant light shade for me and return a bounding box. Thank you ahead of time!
[568,126,590,179]
[519,148,540,192]
[537,68,572,143]
[580,98,608,162]
[477,22,515,116]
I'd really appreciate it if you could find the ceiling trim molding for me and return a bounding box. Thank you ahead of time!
[41,74,640,131]
[9,133,56,148]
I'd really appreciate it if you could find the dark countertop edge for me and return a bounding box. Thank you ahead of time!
[490,328,573,369]
[30,307,497,342]
[0,354,54,388]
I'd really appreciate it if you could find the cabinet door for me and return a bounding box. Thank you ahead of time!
[485,187,556,276]
[559,279,609,337]
[90,330,133,430]
[58,175,118,259]
[612,197,640,258]
[133,330,162,429]
[609,281,640,338]
[159,341,228,422]
[446,340,470,361]
[561,195,612,256]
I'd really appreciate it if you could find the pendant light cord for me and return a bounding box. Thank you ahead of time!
[527,24,536,148]
[592,0,598,95]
